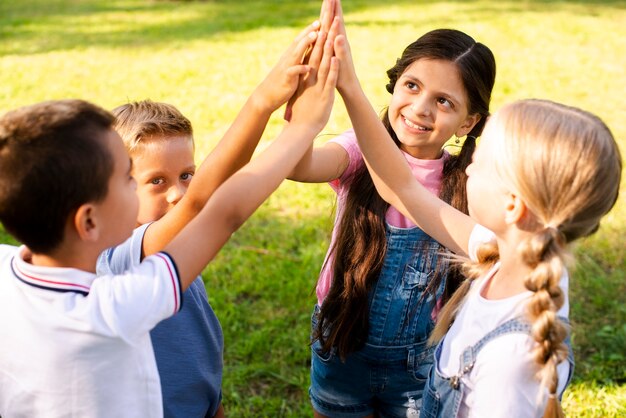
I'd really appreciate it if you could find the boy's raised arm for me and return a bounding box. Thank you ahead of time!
[165,22,339,290]
[332,0,474,255]
[142,21,322,257]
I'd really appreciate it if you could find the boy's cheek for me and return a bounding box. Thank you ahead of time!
[136,194,169,224]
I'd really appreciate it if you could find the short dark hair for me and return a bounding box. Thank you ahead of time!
[0,99,115,253]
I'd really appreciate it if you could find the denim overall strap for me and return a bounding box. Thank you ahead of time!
[421,316,574,418]
[454,316,573,388]
[451,317,531,389]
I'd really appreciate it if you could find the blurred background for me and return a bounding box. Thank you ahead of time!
[1,0,624,416]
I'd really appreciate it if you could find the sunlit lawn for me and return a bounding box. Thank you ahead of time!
[1,0,625,416]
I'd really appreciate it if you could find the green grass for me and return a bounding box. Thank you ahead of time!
[1,0,625,416]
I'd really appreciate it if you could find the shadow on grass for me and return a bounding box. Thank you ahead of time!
[1,0,625,56]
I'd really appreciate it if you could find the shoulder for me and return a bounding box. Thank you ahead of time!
[97,223,151,275]
[327,128,358,150]
[0,244,19,262]
[468,224,496,261]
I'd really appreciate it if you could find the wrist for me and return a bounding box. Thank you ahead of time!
[283,120,321,139]
[337,77,363,102]
[248,89,275,117]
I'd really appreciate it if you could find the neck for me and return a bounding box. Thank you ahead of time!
[28,244,98,273]
[481,234,532,300]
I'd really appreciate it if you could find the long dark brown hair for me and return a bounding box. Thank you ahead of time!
[314,29,496,359]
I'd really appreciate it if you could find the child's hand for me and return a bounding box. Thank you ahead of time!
[332,0,359,96]
[284,0,336,121]
[289,20,339,133]
[253,21,320,114]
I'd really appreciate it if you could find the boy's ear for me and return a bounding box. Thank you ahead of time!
[73,204,100,242]
[455,114,481,138]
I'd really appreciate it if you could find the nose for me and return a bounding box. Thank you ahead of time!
[166,183,186,205]
[409,95,431,117]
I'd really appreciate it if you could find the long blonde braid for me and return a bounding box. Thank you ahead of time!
[519,226,570,418]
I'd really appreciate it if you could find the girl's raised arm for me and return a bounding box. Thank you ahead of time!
[332,0,475,255]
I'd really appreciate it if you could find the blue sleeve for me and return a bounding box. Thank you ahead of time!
[96,223,151,276]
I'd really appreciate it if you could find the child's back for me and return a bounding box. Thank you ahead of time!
[0,244,179,415]
[98,223,224,418]
[0,100,182,416]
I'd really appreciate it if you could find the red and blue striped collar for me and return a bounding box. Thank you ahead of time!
[11,246,95,296]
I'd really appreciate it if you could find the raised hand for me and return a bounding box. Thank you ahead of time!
[332,0,359,96]
[253,20,321,113]
[290,18,339,132]
[284,0,336,121]
[318,0,337,39]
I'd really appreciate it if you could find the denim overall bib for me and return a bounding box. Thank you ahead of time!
[310,224,445,417]
[421,317,575,418]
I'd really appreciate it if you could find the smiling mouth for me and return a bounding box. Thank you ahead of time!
[403,116,432,131]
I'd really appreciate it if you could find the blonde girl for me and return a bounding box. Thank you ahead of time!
[333,11,622,415]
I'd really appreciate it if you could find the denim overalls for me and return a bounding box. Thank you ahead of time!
[310,224,446,418]
[420,317,575,418]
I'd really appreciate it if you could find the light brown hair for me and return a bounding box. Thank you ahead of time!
[111,99,193,155]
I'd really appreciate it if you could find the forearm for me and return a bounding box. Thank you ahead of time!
[217,123,319,228]
[186,92,273,210]
[142,94,272,257]
[340,84,419,213]
[165,123,320,289]
[287,143,315,181]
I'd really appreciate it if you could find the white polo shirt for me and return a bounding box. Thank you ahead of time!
[0,244,183,418]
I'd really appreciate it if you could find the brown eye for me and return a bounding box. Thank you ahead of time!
[437,98,453,109]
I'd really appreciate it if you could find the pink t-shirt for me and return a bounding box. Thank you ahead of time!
[316,129,447,304]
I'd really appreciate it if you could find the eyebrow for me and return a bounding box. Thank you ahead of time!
[400,73,463,106]
[136,164,196,179]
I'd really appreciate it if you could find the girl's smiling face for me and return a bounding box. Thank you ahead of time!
[388,58,480,160]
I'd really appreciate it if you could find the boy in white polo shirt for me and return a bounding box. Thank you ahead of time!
[0,100,181,416]
[0,24,338,417]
